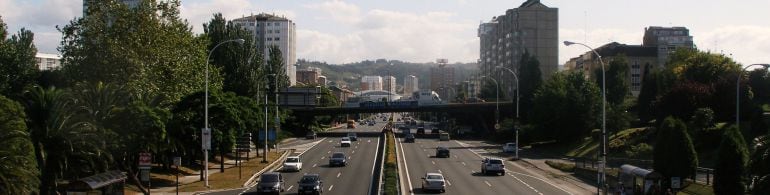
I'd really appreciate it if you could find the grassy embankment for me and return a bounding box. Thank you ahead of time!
[383,131,398,195]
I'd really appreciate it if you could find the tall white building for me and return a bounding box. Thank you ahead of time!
[233,13,298,86]
[383,76,396,94]
[403,75,418,98]
[35,53,62,70]
[361,76,383,91]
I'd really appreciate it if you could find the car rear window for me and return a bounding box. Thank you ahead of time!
[489,159,503,164]
[261,174,279,182]
[300,176,318,183]
[286,158,299,163]
[332,153,345,158]
[427,175,443,180]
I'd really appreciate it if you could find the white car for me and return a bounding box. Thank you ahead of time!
[502,142,517,153]
[421,173,446,193]
[282,156,302,171]
[341,137,352,147]
[481,158,505,175]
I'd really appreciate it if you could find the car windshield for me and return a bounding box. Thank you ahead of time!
[342,137,350,141]
[332,153,345,158]
[489,160,503,164]
[286,158,299,163]
[300,176,319,183]
[261,174,279,182]
[427,175,443,180]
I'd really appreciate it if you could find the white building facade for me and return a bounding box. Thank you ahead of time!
[383,76,396,94]
[361,76,383,91]
[233,13,298,86]
[35,53,62,70]
[403,75,418,98]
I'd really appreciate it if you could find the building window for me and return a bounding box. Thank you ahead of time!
[275,22,280,26]
[267,23,271,26]
[275,30,280,33]
[267,38,272,41]
[267,30,272,33]
[275,37,280,41]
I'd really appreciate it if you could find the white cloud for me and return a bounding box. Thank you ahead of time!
[179,0,297,34]
[694,25,770,65]
[303,0,361,25]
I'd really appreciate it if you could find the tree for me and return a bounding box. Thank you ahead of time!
[655,81,713,120]
[653,117,698,189]
[688,107,715,135]
[203,13,262,98]
[0,95,39,193]
[714,125,750,195]
[0,16,39,98]
[748,68,770,104]
[636,63,657,123]
[595,55,630,105]
[58,0,218,105]
[517,51,542,122]
[532,71,601,142]
[750,134,770,195]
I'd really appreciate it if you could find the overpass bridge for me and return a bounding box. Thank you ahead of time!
[289,102,514,115]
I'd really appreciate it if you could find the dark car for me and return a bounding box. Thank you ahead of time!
[256,172,285,194]
[436,146,450,158]
[431,128,440,134]
[329,152,347,167]
[417,127,425,135]
[404,133,415,143]
[347,132,358,141]
[297,174,323,195]
[305,131,317,139]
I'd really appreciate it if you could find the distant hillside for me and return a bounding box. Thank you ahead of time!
[296,59,478,91]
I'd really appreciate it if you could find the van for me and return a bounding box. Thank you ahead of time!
[439,133,450,141]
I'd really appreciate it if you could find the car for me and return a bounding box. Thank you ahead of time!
[347,132,358,141]
[439,132,450,141]
[416,127,425,135]
[435,146,450,158]
[421,173,446,193]
[297,174,323,195]
[502,142,517,153]
[399,127,411,135]
[256,172,285,194]
[368,122,375,126]
[481,158,506,176]
[306,131,317,139]
[329,152,347,167]
[340,137,352,147]
[282,156,302,172]
[431,128,440,134]
[404,133,415,143]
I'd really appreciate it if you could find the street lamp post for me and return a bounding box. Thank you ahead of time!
[564,40,606,194]
[204,39,244,186]
[495,66,520,159]
[737,64,770,127]
[481,76,500,128]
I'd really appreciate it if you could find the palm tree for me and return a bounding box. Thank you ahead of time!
[0,95,39,194]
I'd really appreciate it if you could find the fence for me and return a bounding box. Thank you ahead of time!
[573,157,714,186]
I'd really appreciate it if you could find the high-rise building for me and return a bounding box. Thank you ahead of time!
[565,42,657,96]
[361,76,383,91]
[233,13,297,86]
[642,26,694,67]
[296,67,321,85]
[478,0,558,85]
[403,75,419,98]
[35,53,62,70]
[383,76,396,94]
[430,65,455,100]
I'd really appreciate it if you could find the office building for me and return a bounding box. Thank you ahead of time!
[383,76,396,94]
[361,76,383,91]
[403,75,419,98]
[35,53,62,70]
[296,67,323,85]
[642,26,694,67]
[430,65,455,100]
[478,0,558,82]
[233,13,297,86]
[565,42,657,96]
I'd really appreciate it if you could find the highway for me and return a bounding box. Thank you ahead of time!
[396,123,575,195]
[238,116,386,195]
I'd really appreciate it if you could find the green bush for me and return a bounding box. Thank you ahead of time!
[625,143,653,158]
[714,125,749,195]
[545,160,575,172]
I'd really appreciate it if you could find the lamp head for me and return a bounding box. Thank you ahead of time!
[563,41,575,46]
[760,64,770,68]
[235,39,245,45]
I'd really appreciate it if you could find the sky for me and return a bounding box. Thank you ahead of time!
[2,0,769,66]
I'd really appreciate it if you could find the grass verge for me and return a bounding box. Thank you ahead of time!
[677,181,714,195]
[545,160,575,172]
[383,131,398,195]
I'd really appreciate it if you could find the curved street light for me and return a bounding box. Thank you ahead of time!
[204,38,244,186]
[495,66,520,159]
[480,76,500,129]
[564,40,606,194]
[737,64,770,127]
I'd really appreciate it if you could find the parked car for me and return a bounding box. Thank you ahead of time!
[421,173,446,193]
[347,132,358,141]
[329,152,347,167]
[439,133,450,141]
[256,172,285,194]
[481,158,505,176]
[340,137,352,147]
[502,142,517,153]
[306,131,317,139]
[435,146,450,158]
[282,156,302,172]
[297,174,323,195]
[417,127,425,135]
[431,128,440,134]
[404,133,415,143]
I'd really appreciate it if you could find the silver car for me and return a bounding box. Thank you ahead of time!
[421,172,446,193]
[256,172,285,194]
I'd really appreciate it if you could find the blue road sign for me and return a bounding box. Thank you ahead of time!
[257,130,277,141]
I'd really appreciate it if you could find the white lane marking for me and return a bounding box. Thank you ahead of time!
[348,156,351,159]
[287,185,294,191]
[327,151,331,154]
[461,162,467,166]
[328,185,334,191]
[437,169,442,173]
[355,146,359,149]
[431,161,435,165]
[321,156,325,159]
[509,171,570,195]
[508,172,543,195]
[398,136,414,195]
[337,172,342,178]
[446,179,452,186]
[328,140,333,143]
[352,150,356,154]
[312,164,317,168]
[368,137,382,195]
[368,140,372,143]
[484,181,492,187]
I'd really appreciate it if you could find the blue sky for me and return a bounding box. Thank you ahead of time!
[2,0,769,65]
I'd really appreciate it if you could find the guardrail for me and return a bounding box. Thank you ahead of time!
[370,126,387,195]
[242,149,294,187]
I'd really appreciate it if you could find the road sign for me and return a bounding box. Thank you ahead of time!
[202,128,211,150]
[139,153,152,167]
[494,123,501,130]
[671,177,681,189]
[173,157,181,167]
[140,169,150,182]
[258,129,277,141]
